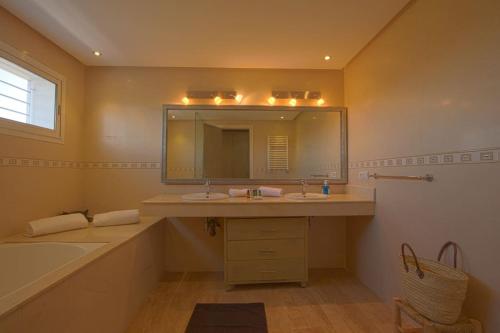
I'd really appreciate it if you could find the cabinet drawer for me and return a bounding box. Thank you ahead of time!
[226,217,306,240]
[227,239,304,261]
[226,259,305,283]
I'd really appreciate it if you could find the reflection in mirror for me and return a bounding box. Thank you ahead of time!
[163,106,346,183]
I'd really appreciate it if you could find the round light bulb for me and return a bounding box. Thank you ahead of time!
[93,50,102,57]
[235,94,243,103]
[171,115,176,119]
[214,96,222,105]
[267,96,276,105]
[182,97,189,105]
[317,98,325,106]
[289,98,297,107]
[280,116,284,120]
[324,55,331,61]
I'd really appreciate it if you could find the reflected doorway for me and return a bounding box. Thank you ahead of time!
[203,125,250,178]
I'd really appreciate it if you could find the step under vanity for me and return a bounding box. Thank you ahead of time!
[141,185,375,288]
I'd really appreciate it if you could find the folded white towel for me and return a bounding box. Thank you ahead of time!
[92,209,140,227]
[25,213,88,237]
[229,188,248,197]
[259,186,283,197]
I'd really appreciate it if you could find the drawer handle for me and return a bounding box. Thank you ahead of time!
[259,270,277,274]
[259,250,276,254]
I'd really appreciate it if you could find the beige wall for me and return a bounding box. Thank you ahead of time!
[0,7,85,238]
[345,0,500,331]
[83,67,346,271]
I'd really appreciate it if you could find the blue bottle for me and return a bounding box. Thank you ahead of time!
[322,180,330,195]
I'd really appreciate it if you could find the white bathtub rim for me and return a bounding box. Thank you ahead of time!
[0,241,113,318]
[0,242,107,302]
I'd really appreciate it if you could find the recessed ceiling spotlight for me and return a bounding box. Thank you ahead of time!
[93,50,102,57]
[267,96,276,105]
[324,55,331,61]
[182,97,189,105]
[289,98,297,107]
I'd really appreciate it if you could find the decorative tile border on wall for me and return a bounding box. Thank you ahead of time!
[349,147,500,169]
[0,157,161,169]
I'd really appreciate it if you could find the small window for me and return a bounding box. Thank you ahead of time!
[0,42,64,142]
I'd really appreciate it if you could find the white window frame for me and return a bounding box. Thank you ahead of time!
[0,41,65,143]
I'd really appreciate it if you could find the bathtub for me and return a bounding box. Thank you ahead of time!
[0,242,106,300]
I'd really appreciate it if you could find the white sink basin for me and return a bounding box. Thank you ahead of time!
[285,193,329,201]
[181,192,229,201]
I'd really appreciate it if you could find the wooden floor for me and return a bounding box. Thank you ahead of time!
[127,269,393,333]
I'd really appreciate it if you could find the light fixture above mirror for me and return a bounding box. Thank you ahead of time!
[181,90,325,106]
[269,90,325,107]
[183,91,242,105]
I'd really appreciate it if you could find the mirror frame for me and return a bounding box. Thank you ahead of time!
[161,104,348,185]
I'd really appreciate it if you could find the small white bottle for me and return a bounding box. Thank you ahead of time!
[322,180,330,195]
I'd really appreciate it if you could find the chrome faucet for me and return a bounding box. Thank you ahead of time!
[205,179,211,198]
[301,179,307,197]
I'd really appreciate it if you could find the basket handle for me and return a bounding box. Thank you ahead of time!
[437,241,458,268]
[401,243,425,279]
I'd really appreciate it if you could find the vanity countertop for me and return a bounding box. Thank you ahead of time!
[143,192,371,204]
[142,186,375,217]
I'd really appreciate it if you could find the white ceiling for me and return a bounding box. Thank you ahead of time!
[0,0,409,69]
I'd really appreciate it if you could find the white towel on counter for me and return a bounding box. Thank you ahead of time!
[228,188,248,197]
[92,209,140,227]
[25,213,88,237]
[259,186,283,197]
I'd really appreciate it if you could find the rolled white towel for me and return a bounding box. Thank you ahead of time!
[259,186,283,197]
[229,188,248,197]
[92,209,140,227]
[25,213,88,237]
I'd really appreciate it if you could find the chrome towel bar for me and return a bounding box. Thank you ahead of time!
[369,173,434,182]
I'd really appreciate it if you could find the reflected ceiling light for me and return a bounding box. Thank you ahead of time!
[171,115,176,119]
[317,98,325,106]
[289,98,297,107]
[182,97,189,105]
[280,116,285,120]
[235,94,243,103]
[214,96,222,105]
[267,96,276,105]
[93,50,102,57]
[324,55,331,61]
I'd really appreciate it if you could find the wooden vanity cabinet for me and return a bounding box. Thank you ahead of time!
[224,217,308,288]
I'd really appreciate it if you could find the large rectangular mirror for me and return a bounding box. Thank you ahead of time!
[162,105,347,184]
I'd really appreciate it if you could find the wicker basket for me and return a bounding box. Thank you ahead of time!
[400,242,469,325]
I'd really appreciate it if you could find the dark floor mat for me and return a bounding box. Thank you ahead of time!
[185,303,268,333]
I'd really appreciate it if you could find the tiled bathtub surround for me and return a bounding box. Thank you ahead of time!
[0,218,165,333]
[349,147,500,169]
